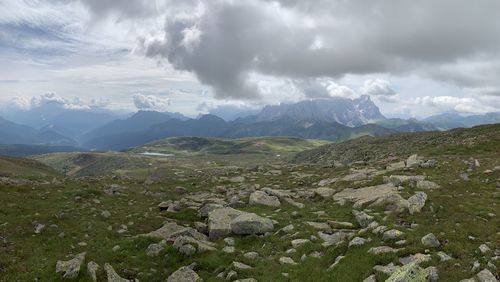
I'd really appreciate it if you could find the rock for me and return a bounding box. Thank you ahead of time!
[305,221,332,232]
[362,274,377,282]
[383,229,404,241]
[406,154,423,168]
[224,237,235,246]
[386,262,430,282]
[327,256,345,270]
[230,213,274,235]
[476,269,498,282]
[349,237,368,247]
[208,207,243,239]
[249,191,281,207]
[56,252,86,279]
[427,266,439,282]
[103,184,123,196]
[222,246,235,253]
[318,178,338,187]
[368,246,403,255]
[328,221,354,229]
[408,192,427,214]
[173,235,216,253]
[279,257,298,265]
[143,221,208,242]
[87,261,99,282]
[352,210,374,227]
[229,176,245,183]
[421,233,440,248]
[318,231,350,247]
[198,203,223,218]
[226,270,238,280]
[179,244,197,256]
[243,252,259,260]
[291,239,310,248]
[101,210,111,218]
[385,175,426,186]
[104,263,131,282]
[334,183,399,208]
[370,194,409,213]
[421,159,438,168]
[233,261,253,270]
[314,187,336,199]
[416,180,440,190]
[283,197,304,209]
[282,224,294,233]
[374,263,400,275]
[437,251,453,262]
[167,266,202,282]
[234,279,258,282]
[399,253,432,265]
[479,244,491,254]
[34,223,45,234]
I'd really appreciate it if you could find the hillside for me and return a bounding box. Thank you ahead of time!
[0,156,59,178]
[130,136,330,156]
[294,123,500,164]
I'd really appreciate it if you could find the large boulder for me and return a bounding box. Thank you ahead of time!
[314,187,336,199]
[143,221,208,242]
[249,191,281,207]
[55,252,86,279]
[334,183,399,208]
[208,207,244,239]
[167,266,202,282]
[231,213,274,235]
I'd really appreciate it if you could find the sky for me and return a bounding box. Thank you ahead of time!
[1,0,500,118]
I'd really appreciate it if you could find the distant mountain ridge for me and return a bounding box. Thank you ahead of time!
[424,112,500,129]
[256,95,384,126]
[0,116,76,146]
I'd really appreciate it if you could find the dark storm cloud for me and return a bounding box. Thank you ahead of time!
[81,0,500,99]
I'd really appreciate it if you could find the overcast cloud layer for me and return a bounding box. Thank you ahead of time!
[1,0,499,117]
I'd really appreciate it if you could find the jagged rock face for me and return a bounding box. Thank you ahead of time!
[256,96,385,126]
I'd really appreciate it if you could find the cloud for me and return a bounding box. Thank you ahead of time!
[133,94,171,111]
[361,79,396,96]
[414,95,496,114]
[7,93,109,111]
[134,0,500,100]
[324,81,357,99]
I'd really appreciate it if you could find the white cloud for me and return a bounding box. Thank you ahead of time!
[324,80,358,99]
[414,95,497,114]
[361,79,396,96]
[133,94,171,111]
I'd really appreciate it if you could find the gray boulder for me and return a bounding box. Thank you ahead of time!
[249,191,281,207]
[167,266,202,282]
[231,213,274,235]
[55,252,86,279]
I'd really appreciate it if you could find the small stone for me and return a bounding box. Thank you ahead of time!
[224,237,235,246]
[34,223,45,234]
[279,257,298,265]
[349,237,368,247]
[243,252,259,260]
[421,233,440,248]
[383,229,404,241]
[222,246,235,253]
[112,245,120,252]
[291,239,310,248]
[233,261,253,270]
[101,210,111,218]
[437,251,453,262]
[167,266,202,282]
[479,244,491,254]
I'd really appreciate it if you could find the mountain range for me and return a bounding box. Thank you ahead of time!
[1,96,499,153]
